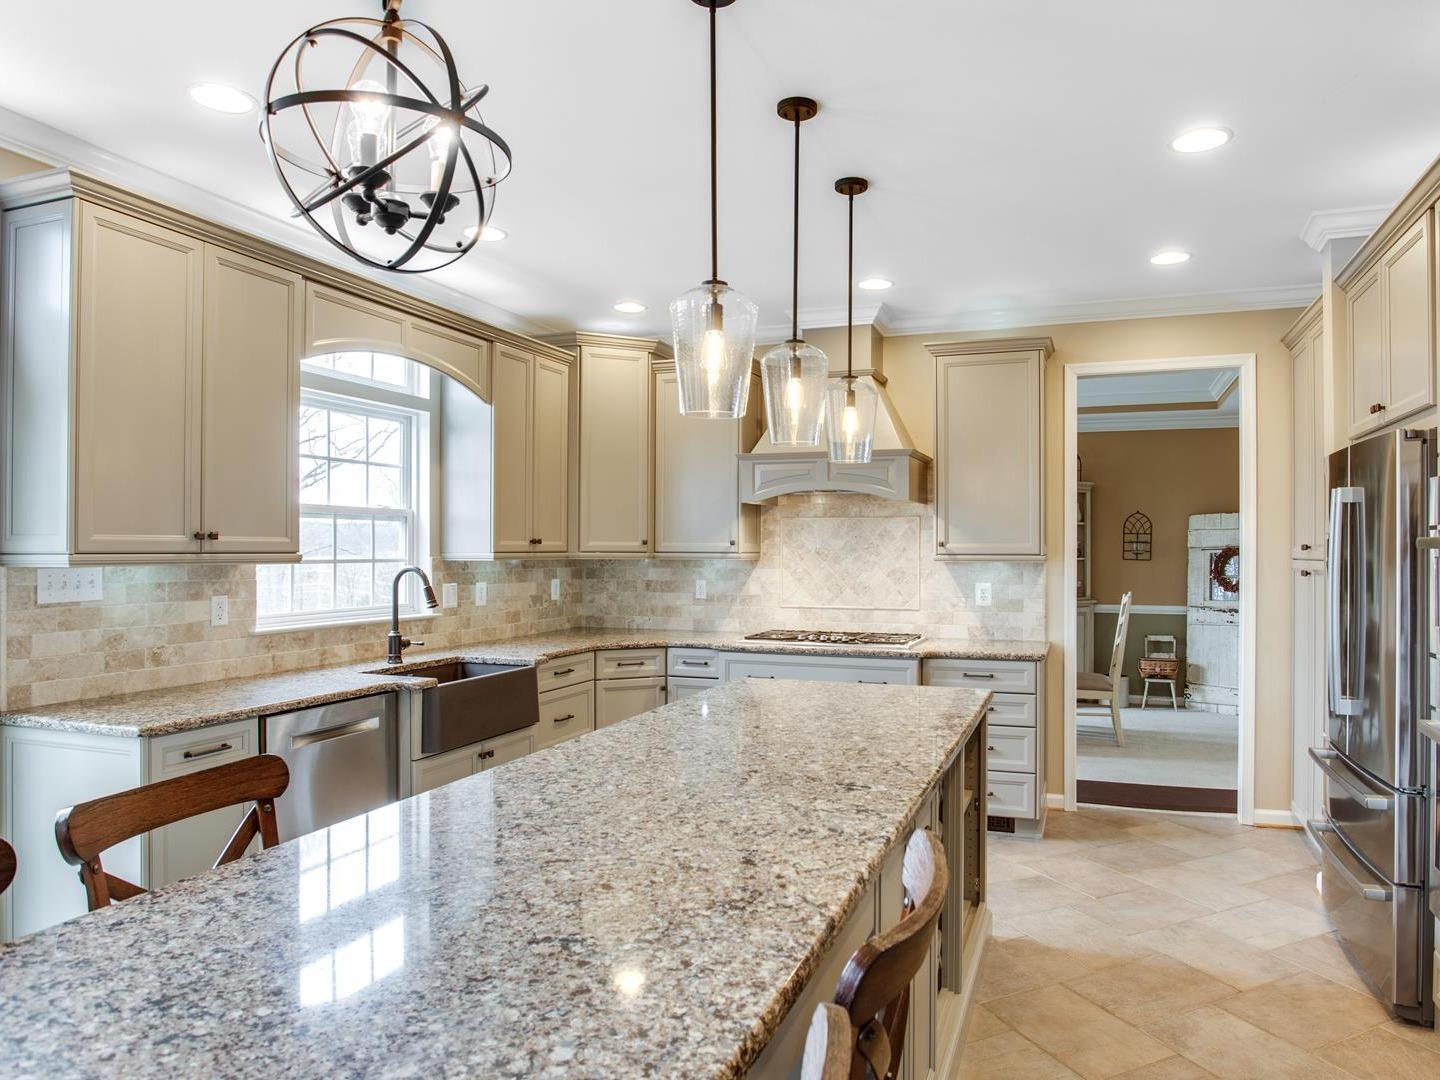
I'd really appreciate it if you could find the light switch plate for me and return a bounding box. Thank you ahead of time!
[694,578,707,600]
[442,582,459,608]
[975,582,993,607]
[550,578,561,602]
[210,595,229,627]
[37,568,103,605]
[474,582,488,606]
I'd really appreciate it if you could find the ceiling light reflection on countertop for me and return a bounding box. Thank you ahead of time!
[1149,250,1191,266]
[1170,127,1232,153]
[188,82,257,115]
[613,301,646,314]
[613,966,646,998]
[858,278,893,291]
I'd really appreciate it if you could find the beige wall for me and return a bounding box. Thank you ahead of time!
[0,147,48,180]
[879,307,1302,812]
[1079,428,1240,606]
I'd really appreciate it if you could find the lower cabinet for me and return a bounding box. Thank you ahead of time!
[595,677,666,729]
[536,681,596,749]
[1291,561,1327,825]
[667,676,717,701]
[411,725,538,796]
[718,652,920,685]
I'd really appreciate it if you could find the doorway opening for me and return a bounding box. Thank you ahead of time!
[1063,357,1257,821]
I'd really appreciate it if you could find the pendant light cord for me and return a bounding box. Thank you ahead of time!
[846,190,854,379]
[791,116,801,342]
[709,1,719,284]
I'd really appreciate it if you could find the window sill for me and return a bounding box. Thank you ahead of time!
[252,610,441,636]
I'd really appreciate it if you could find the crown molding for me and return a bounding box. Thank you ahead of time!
[1281,295,1324,349]
[545,331,673,358]
[1336,148,1440,288]
[1207,369,1239,401]
[925,336,1055,359]
[0,105,559,341]
[1300,206,1390,252]
[777,299,892,336]
[1078,412,1239,432]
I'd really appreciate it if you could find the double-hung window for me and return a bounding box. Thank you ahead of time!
[258,353,432,629]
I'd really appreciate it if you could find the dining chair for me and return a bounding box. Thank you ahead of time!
[832,828,948,1080]
[1076,590,1132,745]
[800,1002,854,1080]
[55,754,290,911]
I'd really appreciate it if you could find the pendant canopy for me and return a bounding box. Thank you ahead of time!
[759,97,828,446]
[669,0,757,419]
[827,178,878,464]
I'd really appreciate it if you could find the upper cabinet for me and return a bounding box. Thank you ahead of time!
[929,338,1051,559]
[653,362,761,557]
[1,198,301,564]
[1285,302,1326,560]
[1345,214,1434,439]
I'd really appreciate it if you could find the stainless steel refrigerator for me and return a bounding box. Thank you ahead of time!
[1316,428,1433,1025]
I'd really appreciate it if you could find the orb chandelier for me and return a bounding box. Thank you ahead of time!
[827,178,879,464]
[261,0,512,274]
[759,97,828,447]
[669,0,758,419]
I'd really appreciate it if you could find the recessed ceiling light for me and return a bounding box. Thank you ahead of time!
[1150,250,1191,266]
[613,301,646,314]
[857,277,894,291]
[188,83,257,115]
[1170,126,1232,154]
[463,224,507,242]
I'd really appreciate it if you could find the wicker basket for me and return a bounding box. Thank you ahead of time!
[1138,656,1180,679]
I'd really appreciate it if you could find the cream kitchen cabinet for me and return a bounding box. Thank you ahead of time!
[535,681,595,748]
[653,362,761,556]
[1290,561,1327,826]
[1285,301,1326,559]
[929,338,1051,559]
[1346,215,1434,439]
[595,677,666,729]
[0,192,301,564]
[411,724,537,795]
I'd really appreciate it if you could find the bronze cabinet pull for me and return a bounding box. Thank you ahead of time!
[182,742,233,760]
[193,532,204,541]
[206,531,219,541]
[552,668,574,677]
[553,714,575,723]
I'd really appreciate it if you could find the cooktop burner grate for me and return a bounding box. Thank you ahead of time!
[743,630,922,646]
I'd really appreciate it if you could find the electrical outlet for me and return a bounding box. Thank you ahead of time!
[442,582,459,608]
[694,578,707,600]
[210,595,229,627]
[975,582,993,607]
[36,568,103,605]
[550,577,561,601]
[474,582,488,606]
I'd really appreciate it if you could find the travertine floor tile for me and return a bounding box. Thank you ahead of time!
[989,857,1047,883]
[1246,867,1329,916]
[1192,898,1333,950]
[959,1042,1082,1079]
[1016,853,1145,898]
[963,1029,1039,1063]
[1133,922,1299,990]
[1125,864,1268,913]
[987,874,1094,916]
[965,1004,1013,1044]
[1315,1025,1440,1077]
[1380,1017,1440,1054]
[1110,1057,1214,1079]
[977,936,1099,1002]
[1083,840,1193,874]
[1065,953,1236,1028]
[1124,819,1248,859]
[1145,1005,1350,1079]
[1214,970,1390,1049]
[988,984,1173,1079]
[1267,933,1373,995]
[1072,885,1209,934]
[1176,845,1311,884]
[1005,907,1154,970]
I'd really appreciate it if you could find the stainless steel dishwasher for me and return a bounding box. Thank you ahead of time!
[263,693,398,841]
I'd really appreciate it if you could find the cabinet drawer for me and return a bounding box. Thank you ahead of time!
[476,725,535,771]
[923,658,1036,694]
[595,648,665,679]
[982,693,1037,729]
[667,647,720,678]
[985,771,1036,819]
[984,726,1037,773]
[535,683,595,749]
[151,719,259,776]
[536,652,594,691]
[719,652,920,685]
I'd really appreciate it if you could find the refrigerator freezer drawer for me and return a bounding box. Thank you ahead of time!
[1315,745,1426,885]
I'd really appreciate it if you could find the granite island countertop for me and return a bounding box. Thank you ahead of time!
[0,678,991,1079]
[0,628,1046,738]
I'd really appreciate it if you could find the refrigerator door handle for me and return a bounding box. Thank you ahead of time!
[1308,746,1395,810]
[1309,819,1394,902]
[1328,486,1366,717]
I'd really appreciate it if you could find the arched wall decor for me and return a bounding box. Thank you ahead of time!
[1122,510,1152,561]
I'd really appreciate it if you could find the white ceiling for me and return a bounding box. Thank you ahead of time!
[3,1,1439,340]
[1078,369,1240,431]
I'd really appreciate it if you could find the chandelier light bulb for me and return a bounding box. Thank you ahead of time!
[346,79,392,167]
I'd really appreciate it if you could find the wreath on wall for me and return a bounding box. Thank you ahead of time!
[1210,545,1240,595]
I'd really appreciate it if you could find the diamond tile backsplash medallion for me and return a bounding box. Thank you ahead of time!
[780,516,921,610]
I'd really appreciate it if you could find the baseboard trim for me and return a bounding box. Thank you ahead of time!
[1045,792,1066,810]
[1077,779,1237,813]
[1252,807,1301,828]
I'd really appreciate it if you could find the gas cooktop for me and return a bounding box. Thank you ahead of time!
[743,630,922,647]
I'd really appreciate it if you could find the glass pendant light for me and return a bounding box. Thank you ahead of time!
[759,97,829,446]
[669,0,758,419]
[827,178,879,464]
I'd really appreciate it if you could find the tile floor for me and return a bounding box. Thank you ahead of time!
[961,806,1440,1079]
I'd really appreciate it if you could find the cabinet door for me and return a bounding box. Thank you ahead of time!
[1291,562,1327,824]
[1346,265,1385,439]
[412,744,475,795]
[200,246,302,556]
[1290,329,1321,558]
[74,205,204,554]
[535,682,594,748]
[578,347,650,553]
[490,344,533,553]
[667,676,717,701]
[654,369,741,553]
[476,725,535,771]
[530,354,571,552]
[147,720,260,887]
[936,351,1043,557]
[595,677,666,729]
[1382,215,1434,422]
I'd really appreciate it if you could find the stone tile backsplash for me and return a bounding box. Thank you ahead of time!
[0,494,1044,710]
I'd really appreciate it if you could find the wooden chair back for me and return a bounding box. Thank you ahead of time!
[801,1003,854,1080]
[1108,591,1134,686]
[834,829,948,1080]
[55,754,289,911]
[0,837,15,897]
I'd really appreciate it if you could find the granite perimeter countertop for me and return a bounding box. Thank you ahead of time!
[0,628,1046,738]
[0,679,990,1079]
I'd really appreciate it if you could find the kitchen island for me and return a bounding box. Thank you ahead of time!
[0,679,991,1079]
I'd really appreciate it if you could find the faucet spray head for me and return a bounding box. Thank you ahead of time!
[421,581,440,608]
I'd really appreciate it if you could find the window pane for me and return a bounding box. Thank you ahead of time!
[300,457,329,503]
[373,562,405,605]
[296,564,335,612]
[301,516,334,560]
[371,353,407,387]
[368,465,404,509]
[331,461,367,506]
[335,563,373,609]
[303,354,336,372]
[336,517,373,560]
[329,411,368,460]
[257,565,292,619]
[300,407,328,456]
[334,353,372,380]
[374,519,406,560]
[367,417,404,465]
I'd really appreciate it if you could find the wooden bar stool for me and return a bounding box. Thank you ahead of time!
[55,754,289,911]
[0,837,15,897]
[801,1003,854,1080]
[829,828,948,1080]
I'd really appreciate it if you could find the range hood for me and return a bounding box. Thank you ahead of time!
[739,371,931,503]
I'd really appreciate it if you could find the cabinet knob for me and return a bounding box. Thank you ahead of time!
[729,539,736,546]
[1300,543,1312,551]
[641,539,647,545]
[193,531,204,541]
[1370,402,1385,414]
[206,531,219,541]
[1299,569,1312,577]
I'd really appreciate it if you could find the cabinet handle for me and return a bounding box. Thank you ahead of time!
[678,659,710,667]
[640,539,648,545]
[1370,402,1385,414]
[551,668,575,677]
[553,713,576,723]
[1299,569,1313,577]
[962,672,996,679]
[192,531,204,541]
[987,745,997,752]
[1300,543,1312,551]
[206,531,219,541]
[729,539,736,546]
[616,660,646,668]
[477,749,495,760]
[857,679,889,684]
[182,742,233,760]
[747,674,776,679]
[987,790,997,798]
